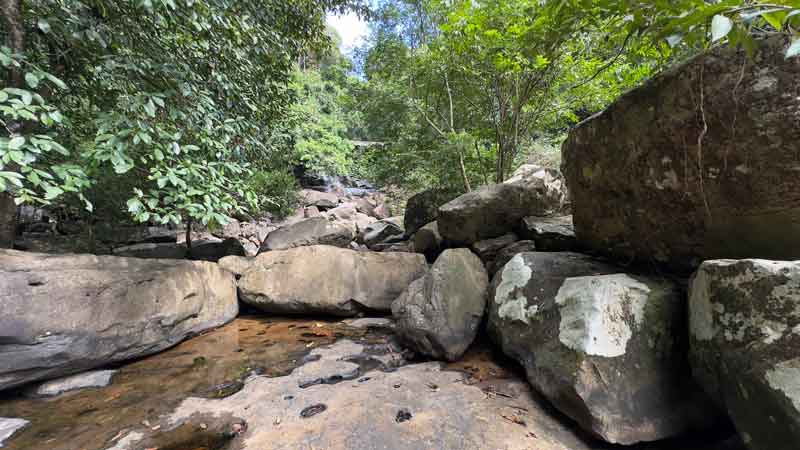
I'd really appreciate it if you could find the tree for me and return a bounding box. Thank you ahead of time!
[0,0,366,248]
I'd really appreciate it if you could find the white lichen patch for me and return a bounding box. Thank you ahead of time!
[494,254,534,324]
[555,274,650,357]
[764,358,800,412]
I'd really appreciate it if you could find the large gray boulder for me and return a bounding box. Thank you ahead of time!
[0,250,238,391]
[438,165,567,245]
[403,188,460,235]
[392,249,489,361]
[260,216,355,252]
[359,217,404,249]
[488,252,717,444]
[519,216,577,252]
[689,259,800,450]
[487,240,537,276]
[562,37,800,272]
[412,221,443,261]
[238,246,427,316]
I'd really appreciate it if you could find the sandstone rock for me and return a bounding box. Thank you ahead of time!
[392,249,488,361]
[238,246,427,316]
[111,340,601,450]
[112,242,187,259]
[359,217,404,249]
[0,250,238,391]
[488,252,717,444]
[304,205,321,218]
[438,166,566,244]
[260,217,354,252]
[412,221,443,261]
[189,238,246,262]
[27,370,116,397]
[562,37,800,272]
[471,233,518,265]
[218,255,254,277]
[689,259,800,450]
[487,240,537,276]
[403,188,459,235]
[0,418,28,448]
[519,216,577,252]
[300,189,339,207]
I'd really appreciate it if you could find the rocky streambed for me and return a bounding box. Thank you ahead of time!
[0,316,740,450]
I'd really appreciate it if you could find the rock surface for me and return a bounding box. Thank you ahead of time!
[112,242,187,259]
[360,217,404,249]
[189,237,246,262]
[519,216,577,252]
[412,221,443,261]
[562,37,800,272]
[259,216,355,252]
[488,252,716,444]
[27,370,116,397]
[487,240,537,276]
[0,418,28,448]
[472,233,518,266]
[392,249,489,361]
[238,246,427,316]
[689,259,800,450]
[438,165,566,244]
[403,188,459,235]
[0,250,238,391]
[109,339,601,450]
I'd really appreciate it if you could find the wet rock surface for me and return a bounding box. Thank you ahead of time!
[689,259,800,450]
[237,245,428,316]
[0,316,743,450]
[488,252,720,444]
[0,250,238,391]
[26,370,117,398]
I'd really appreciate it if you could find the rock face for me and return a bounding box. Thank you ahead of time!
[392,249,489,361]
[562,37,800,272]
[412,221,443,261]
[488,252,716,444]
[238,246,428,316]
[471,233,518,266]
[27,370,117,397]
[487,240,537,276]
[689,259,800,450]
[359,217,404,249]
[438,166,566,245]
[519,216,577,252]
[110,340,601,450]
[112,242,187,259]
[259,216,355,252]
[0,250,238,391]
[403,188,459,235]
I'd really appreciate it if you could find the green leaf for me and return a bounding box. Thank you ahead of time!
[24,73,39,89]
[787,39,800,59]
[37,19,51,33]
[8,136,25,150]
[711,15,733,42]
[44,185,64,200]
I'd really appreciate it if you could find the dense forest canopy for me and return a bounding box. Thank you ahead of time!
[1,0,798,247]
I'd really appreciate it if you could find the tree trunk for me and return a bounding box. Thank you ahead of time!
[0,0,24,248]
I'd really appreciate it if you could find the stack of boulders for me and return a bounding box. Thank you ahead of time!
[391,36,800,449]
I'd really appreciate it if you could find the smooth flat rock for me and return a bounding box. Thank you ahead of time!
[0,250,238,391]
[27,370,117,397]
[0,419,28,448]
[260,216,355,252]
[238,246,428,316]
[107,340,599,450]
[689,259,800,450]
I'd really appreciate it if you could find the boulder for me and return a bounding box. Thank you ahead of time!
[304,205,321,218]
[300,189,340,208]
[260,216,355,252]
[487,240,537,276]
[562,37,800,272]
[112,242,187,259]
[238,246,427,316]
[0,250,238,391]
[189,238,246,262]
[488,252,717,444]
[519,216,577,252]
[689,259,800,450]
[26,370,116,397]
[412,221,443,261]
[359,217,404,249]
[471,233,518,266]
[438,166,567,244]
[403,188,460,235]
[392,249,488,361]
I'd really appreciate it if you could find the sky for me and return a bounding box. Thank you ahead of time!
[327,12,370,53]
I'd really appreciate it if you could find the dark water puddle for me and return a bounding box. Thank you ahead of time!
[0,316,382,450]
